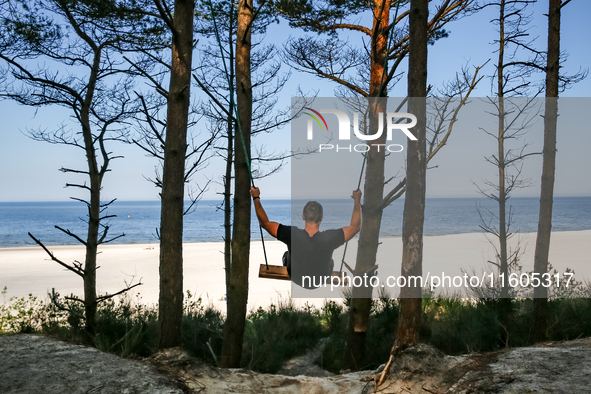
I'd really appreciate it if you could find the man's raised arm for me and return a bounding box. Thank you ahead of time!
[250,186,280,238]
[342,189,362,242]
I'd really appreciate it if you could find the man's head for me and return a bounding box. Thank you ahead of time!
[303,201,323,224]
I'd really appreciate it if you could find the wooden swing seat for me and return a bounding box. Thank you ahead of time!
[258,264,291,280]
[258,264,349,285]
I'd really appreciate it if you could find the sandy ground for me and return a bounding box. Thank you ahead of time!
[1,230,590,312]
[2,334,591,393]
[0,334,184,394]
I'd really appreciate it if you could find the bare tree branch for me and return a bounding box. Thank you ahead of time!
[28,233,84,277]
[96,281,143,303]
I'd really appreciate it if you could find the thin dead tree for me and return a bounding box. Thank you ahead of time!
[476,0,545,347]
[474,95,540,335]
[0,0,152,339]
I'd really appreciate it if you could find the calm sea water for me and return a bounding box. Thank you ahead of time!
[0,197,589,247]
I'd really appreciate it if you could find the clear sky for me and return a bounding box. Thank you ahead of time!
[1,1,590,202]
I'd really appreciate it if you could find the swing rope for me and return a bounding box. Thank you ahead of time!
[208,0,270,269]
[209,0,399,276]
[338,0,400,274]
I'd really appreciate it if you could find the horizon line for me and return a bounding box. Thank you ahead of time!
[1,194,591,204]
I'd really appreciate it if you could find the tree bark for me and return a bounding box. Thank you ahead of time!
[532,0,560,344]
[496,0,511,347]
[497,0,508,299]
[224,114,234,298]
[81,46,104,341]
[83,130,99,340]
[82,122,99,341]
[343,0,390,371]
[158,0,195,349]
[224,15,235,311]
[393,0,428,353]
[221,0,252,368]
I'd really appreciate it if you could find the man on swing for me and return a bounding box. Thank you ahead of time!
[251,186,362,289]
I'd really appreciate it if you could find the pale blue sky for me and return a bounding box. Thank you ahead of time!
[1,1,590,202]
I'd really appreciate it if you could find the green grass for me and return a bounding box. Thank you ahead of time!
[3,285,591,374]
[93,295,158,357]
[316,296,399,373]
[242,299,323,373]
[182,291,224,364]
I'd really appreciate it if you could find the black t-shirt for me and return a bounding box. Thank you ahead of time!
[277,224,345,289]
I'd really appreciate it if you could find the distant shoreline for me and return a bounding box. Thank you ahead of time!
[2,197,590,247]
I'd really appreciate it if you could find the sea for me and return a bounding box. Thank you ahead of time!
[0,197,589,247]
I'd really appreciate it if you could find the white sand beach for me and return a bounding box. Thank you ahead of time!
[1,230,590,312]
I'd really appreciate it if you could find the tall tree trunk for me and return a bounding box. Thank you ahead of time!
[497,0,508,298]
[343,0,390,371]
[221,0,252,368]
[532,0,560,343]
[83,111,99,340]
[393,0,428,353]
[158,0,195,349]
[496,0,511,347]
[224,17,235,306]
[82,48,103,341]
[224,114,234,296]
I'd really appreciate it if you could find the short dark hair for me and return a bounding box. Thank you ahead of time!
[303,201,323,223]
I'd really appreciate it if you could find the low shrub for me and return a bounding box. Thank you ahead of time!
[0,287,47,333]
[3,285,591,374]
[182,291,224,365]
[93,294,158,357]
[242,299,322,373]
